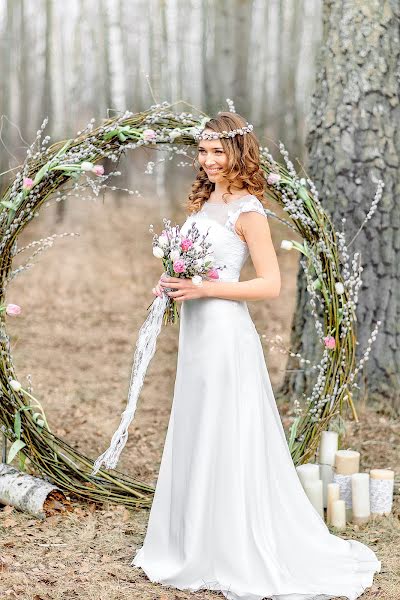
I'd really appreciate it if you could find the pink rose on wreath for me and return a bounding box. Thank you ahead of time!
[267,173,281,185]
[323,335,336,349]
[173,259,185,273]
[143,128,157,142]
[180,238,193,251]
[23,177,34,190]
[6,303,22,316]
[206,268,219,279]
[93,165,104,176]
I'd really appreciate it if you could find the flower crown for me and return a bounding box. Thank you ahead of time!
[191,116,254,141]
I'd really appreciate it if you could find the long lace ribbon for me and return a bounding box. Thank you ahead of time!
[91,294,169,476]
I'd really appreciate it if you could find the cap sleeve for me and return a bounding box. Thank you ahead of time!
[225,196,267,233]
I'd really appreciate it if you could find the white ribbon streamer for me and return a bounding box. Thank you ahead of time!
[91,293,169,476]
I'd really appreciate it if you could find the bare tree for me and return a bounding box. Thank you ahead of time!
[105,0,127,112]
[232,0,253,112]
[17,0,29,141]
[42,0,53,136]
[100,0,113,115]
[285,0,302,156]
[279,0,400,413]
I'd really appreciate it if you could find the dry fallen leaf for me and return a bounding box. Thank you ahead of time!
[122,508,131,522]
[1,505,15,515]
[2,518,18,528]
[0,556,9,572]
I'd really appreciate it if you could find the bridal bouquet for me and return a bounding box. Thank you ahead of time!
[149,218,225,324]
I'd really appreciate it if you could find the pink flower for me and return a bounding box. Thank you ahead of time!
[173,259,185,273]
[323,335,336,350]
[180,238,193,251]
[6,303,22,316]
[92,165,104,176]
[206,268,219,279]
[143,129,157,142]
[267,173,280,185]
[23,177,34,190]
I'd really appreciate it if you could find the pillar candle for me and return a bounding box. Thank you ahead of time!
[334,450,360,475]
[318,431,338,508]
[319,431,339,466]
[320,464,334,508]
[296,463,320,489]
[327,482,340,525]
[333,473,353,509]
[370,469,395,515]
[352,472,370,524]
[331,499,346,530]
[304,479,324,519]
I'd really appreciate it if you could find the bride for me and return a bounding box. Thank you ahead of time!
[132,112,381,600]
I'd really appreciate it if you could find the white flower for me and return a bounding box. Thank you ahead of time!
[158,235,169,247]
[81,161,94,171]
[195,258,204,266]
[204,254,214,264]
[169,130,181,141]
[281,240,294,251]
[153,246,164,258]
[335,282,345,294]
[170,249,181,261]
[191,275,203,286]
[193,244,203,254]
[10,379,22,391]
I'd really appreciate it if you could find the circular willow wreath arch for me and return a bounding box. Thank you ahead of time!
[0,101,378,507]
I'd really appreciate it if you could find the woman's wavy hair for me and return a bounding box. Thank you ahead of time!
[185,112,266,214]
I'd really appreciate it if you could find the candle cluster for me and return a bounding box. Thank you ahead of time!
[296,430,395,530]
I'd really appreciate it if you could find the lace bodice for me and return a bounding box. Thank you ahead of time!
[180,194,267,282]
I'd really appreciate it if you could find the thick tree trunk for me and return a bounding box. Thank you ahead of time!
[279,1,400,412]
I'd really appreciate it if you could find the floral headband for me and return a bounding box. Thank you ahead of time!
[191,116,254,141]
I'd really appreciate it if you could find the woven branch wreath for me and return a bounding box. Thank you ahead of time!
[0,100,382,507]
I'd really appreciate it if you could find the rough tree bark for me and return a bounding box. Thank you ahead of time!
[278,1,400,412]
[0,464,71,519]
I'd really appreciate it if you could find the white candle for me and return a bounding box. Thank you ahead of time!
[333,473,353,509]
[352,472,370,524]
[334,450,360,475]
[320,464,334,508]
[331,499,346,530]
[319,431,339,465]
[327,482,340,525]
[318,431,338,508]
[370,469,395,515]
[296,463,320,488]
[304,480,324,519]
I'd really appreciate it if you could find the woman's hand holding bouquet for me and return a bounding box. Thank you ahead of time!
[149,218,225,324]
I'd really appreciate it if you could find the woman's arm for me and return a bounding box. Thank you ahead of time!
[159,211,281,303]
[205,211,281,301]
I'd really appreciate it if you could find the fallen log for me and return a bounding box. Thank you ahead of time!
[0,463,72,519]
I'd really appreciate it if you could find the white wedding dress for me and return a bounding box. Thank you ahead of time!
[132,195,381,600]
